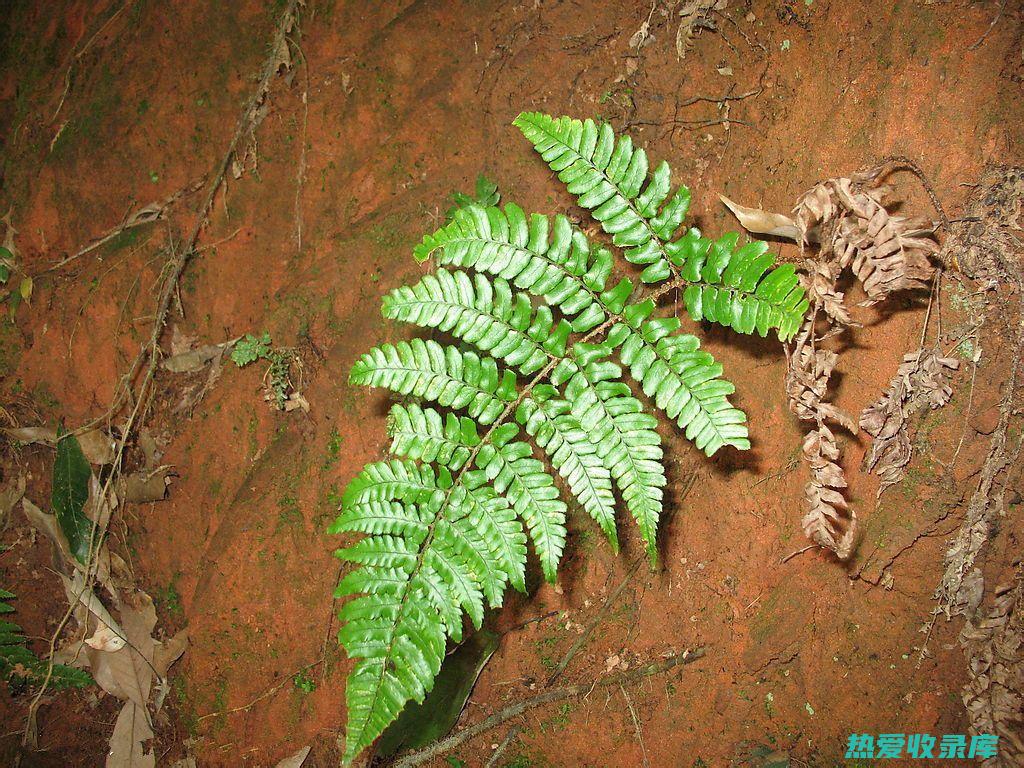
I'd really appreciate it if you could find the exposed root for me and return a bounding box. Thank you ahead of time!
[21,0,304,746]
[43,180,204,274]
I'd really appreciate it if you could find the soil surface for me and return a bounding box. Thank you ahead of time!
[1,1,1022,767]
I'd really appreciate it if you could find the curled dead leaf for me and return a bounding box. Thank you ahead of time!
[720,195,802,240]
[23,496,77,566]
[59,572,127,653]
[274,746,311,768]
[161,339,236,374]
[118,467,171,504]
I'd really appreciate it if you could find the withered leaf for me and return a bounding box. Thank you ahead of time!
[720,194,802,240]
[861,347,959,495]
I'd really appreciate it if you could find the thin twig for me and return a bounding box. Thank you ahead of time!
[391,648,706,768]
[546,558,642,686]
[483,726,521,768]
[968,0,1005,50]
[196,657,324,721]
[52,0,132,122]
[620,684,651,768]
[780,544,816,564]
[288,34,310,255]
[42,181,203,274]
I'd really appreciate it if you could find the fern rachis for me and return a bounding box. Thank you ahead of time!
[332,114,808,764]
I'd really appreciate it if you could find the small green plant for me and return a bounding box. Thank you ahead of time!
[231,331,302,410]
[1,589,92,692]
[0,244,32,321]
[294,671,316,693]
[332,113,808,763]
[446,173,500,220]
[231,331,274,367]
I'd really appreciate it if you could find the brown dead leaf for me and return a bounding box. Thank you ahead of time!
[169,325,198,357]
[720,195,802,240]
[86,591,157,708]
[23,497,77,566]
[161,340,235,374]
[118,468,170,504]
[281,392,310,413]
[274,746,311,768]
[60,572,128,653]
[3,426,118,465]
[153,630,188,677]
[106,701,155,768]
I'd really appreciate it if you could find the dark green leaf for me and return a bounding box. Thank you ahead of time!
[375,629,500,758]
[52,427,94,563]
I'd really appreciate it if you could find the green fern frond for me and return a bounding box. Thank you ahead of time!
[334,113,811,765]
[513,112,806,341]
[556,356,664,564]
[350,339,516,425]
[381,269,570,374]
[340,460,442,508]
[516,385,617,550]
[387,404,479,471]
[671,230,808,341]
[474,425,567,582]
[617,317,750,454]
[1,589,92,691]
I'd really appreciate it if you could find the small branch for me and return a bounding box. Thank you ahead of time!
[780,544,817,564]
[52,0,132,123]
[42,180,203,274]
[676,87,762,109]
[483,726,521,768]
[391,648,706,768]
[288,34,310,255]
[620,684,651,768]
[196,657,324,721]
[546,557,642,686]
[968,0,1005,51]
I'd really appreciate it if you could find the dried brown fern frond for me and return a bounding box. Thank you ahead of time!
[784,318,858,558]
[801,423,857,559]
[861,348,959,495]
[675,0,726,59]
[723,161,947,560]
[794,176,939,304]
[960,571,1024,766]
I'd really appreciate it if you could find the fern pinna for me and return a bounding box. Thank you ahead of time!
[331,113,808,764]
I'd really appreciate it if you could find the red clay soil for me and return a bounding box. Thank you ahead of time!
[1,1,1021,766]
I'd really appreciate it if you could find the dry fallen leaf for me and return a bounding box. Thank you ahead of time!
[161,340,235,374]
[3,426,118,465]
[106,701,155,768]
[59,573,127,654]
[169,325,198,357]
[720,194,802,240]
[23,497,77,566]
[118,468,171,504]
[274,746,312,768]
